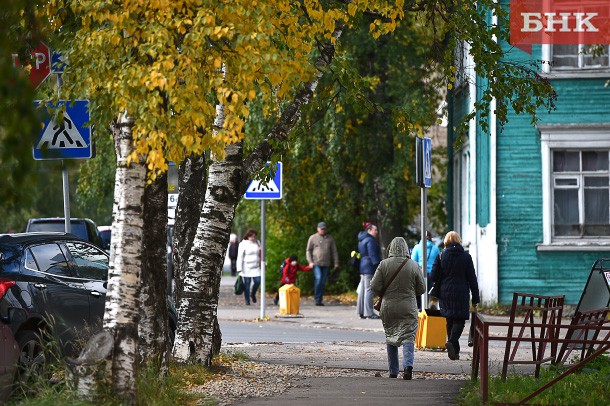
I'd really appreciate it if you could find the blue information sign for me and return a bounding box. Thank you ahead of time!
[244,162,283,200]
[33,100,92,160]
[423,137,432,188]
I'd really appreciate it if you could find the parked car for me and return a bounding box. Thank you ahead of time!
[25,218,103,248]
[0,232,176,387]
[97,225,111,252]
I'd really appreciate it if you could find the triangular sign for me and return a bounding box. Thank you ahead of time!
[37,110,88,149]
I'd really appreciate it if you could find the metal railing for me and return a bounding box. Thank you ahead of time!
[471,292,610,404]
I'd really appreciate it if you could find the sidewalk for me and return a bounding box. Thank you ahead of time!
[217,275,510,405]
[219,274,522,376]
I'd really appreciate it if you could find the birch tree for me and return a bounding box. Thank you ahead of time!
[104,114,145,402]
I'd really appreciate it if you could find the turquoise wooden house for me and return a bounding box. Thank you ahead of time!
[447,6,610,305]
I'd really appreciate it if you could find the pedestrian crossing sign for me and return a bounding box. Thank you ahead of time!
[244,162,283,200]
[33,100,92,160]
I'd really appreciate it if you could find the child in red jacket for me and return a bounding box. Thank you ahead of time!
[274,254,311,305]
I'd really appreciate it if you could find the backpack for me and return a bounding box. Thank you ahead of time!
[279,258,289,278]
[347,250,360,272]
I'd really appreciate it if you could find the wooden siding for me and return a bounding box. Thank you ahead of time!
[476,75,490,227]
[496,46,610,304]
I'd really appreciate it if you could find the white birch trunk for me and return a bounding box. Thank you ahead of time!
[172,32,342,364]
[173,101,241,364]
[104,113,146,403]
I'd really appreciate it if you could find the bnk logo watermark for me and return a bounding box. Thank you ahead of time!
[510,0,610,45]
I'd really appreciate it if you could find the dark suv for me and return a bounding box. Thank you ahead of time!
[0,233,108,360]
[0,232,176,378]
[25,218,103,248]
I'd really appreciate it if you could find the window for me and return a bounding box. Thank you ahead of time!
[552,150,609,237]
[24,249,38,271]
[539,125,610,249]
[65,242,108,281]
[29,244,71,276]
[551,44,610,70]
[454,40,472,89]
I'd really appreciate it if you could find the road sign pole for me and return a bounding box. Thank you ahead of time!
[62,160,71,233]
[260,200,266,319]
[58,73,71,233]
[421,186,427,308]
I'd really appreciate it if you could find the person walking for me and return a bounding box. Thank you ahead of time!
[356,223,382,319]
[237,228,262,306]
[371,237,425,380]
[306,222,339,306]
[430,230,480,361]
[411,231,440,308]
[274,254,311,305]
[228,233,239,276]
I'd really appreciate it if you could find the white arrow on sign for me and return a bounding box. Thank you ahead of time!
[36,110,88,149]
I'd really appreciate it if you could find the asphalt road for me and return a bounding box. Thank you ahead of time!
[220,319,386,343]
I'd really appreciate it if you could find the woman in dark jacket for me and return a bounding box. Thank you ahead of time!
[356,224,382,319]
[430,231,480,361]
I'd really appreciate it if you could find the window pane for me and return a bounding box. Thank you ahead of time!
[553,151,580,172]
[552,45,579,68]
[555,178,578,186]
[584,189,610,236]
[30,244,70,276]
[24,249,38,271]
[65,242,108,281]
[582,151,609,171]
[554,189,579,236]
[585,176,609,187]
[582,45,609,68]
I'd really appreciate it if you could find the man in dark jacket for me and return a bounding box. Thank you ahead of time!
[356,224,382,319]
[430,231,480,360]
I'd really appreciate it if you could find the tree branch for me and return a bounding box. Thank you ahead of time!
[240,23,344,192]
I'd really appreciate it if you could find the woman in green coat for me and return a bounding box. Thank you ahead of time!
[371,237,425,380]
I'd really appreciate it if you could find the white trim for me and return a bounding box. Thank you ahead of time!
[540,71,610,79]
[538,124,610,249]
[541,43,610,76]
[537,243,610,252]
[541,43,551,74]
[476,9,499,305]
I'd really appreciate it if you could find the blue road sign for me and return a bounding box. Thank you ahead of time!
[423,137,432,188]
[33,100,92,160]
[244,162,283,200]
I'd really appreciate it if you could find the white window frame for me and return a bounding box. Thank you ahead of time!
[539,124,610,251]
[541,44,610,77]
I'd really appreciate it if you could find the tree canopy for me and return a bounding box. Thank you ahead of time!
[46,0,408,177]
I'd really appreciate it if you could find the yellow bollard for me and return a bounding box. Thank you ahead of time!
[278,284,300,315]
[416,308,447,349]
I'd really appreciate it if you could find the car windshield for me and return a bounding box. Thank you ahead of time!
[28,222,88,241]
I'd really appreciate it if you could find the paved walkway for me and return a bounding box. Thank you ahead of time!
[217,274,523,405]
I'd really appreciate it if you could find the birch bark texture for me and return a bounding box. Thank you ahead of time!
[139,172,170,369]
[172,142,243,363]
[173,100,242,364]
[104,114,146,403]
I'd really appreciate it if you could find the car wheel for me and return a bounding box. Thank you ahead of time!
[15,330,46,386]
